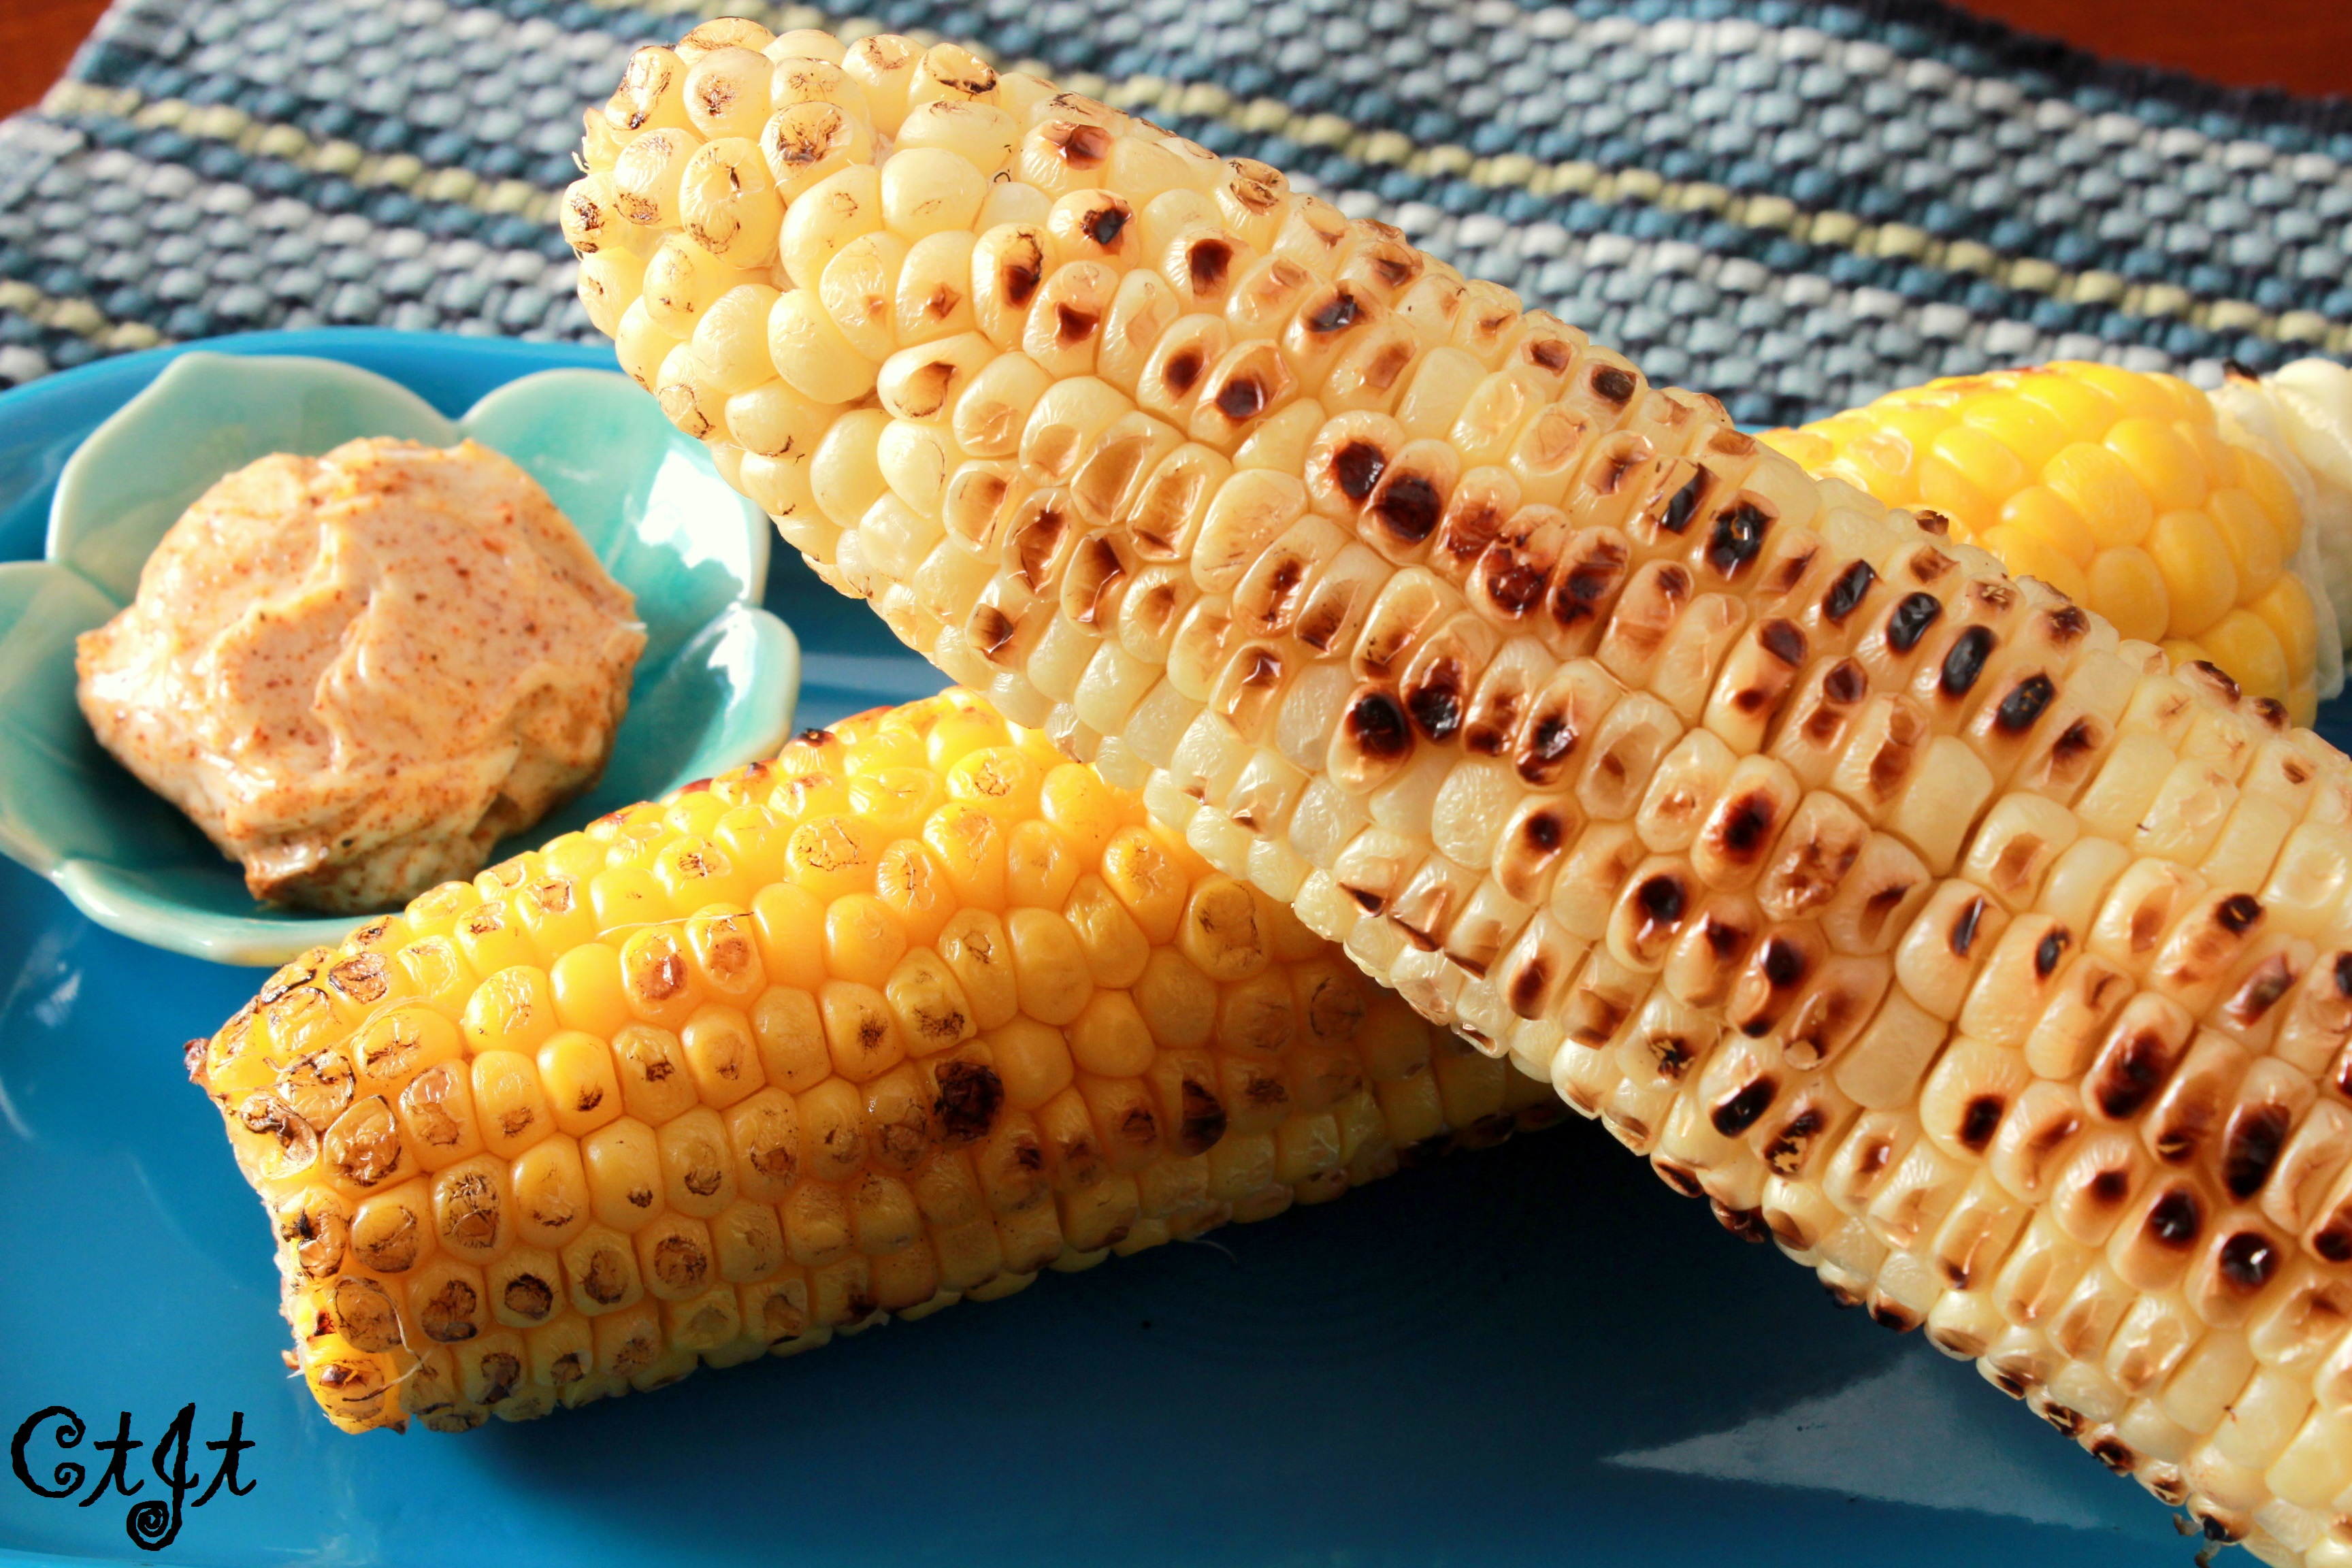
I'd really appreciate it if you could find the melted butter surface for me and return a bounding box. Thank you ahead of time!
[77,436,646,911]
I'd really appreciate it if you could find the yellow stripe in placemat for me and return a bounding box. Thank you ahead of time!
[0,279,169,350]
[39,82,563,226]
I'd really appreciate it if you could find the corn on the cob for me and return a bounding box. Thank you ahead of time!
[569,23,2352,1558]
[2215,359,2352,679]
[191,690,1555,1433]
[1764,363,2346,725]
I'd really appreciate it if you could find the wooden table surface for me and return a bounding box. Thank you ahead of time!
[0,0,2346,127]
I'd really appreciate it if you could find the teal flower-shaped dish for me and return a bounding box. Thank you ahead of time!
[0,351,798,966]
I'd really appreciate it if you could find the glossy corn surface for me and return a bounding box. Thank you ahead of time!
[191,691,1553,1433]
[569,23,2352,1561]
[1765,363,2340,724]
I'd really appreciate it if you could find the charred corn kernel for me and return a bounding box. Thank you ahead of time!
[195,690,1536,1432]
[1770,361,2336,719]
[570,31,2352,1546]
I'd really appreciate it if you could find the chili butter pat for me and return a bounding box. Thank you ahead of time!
[76,436,647,913]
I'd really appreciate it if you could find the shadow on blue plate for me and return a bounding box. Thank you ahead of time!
[0,340,798,966]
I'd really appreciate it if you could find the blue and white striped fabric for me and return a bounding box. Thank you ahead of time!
[3,0,2349,427]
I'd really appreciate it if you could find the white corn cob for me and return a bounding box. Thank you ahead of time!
[567,21,2352,1560]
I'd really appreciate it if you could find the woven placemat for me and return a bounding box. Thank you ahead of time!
[3,0,2349,427]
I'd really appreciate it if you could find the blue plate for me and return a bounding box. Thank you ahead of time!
[0,340,800,966]
[0,331,2217,1568]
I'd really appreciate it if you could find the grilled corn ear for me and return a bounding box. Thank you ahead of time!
[192,690,1553,1432]
[572,22,2352,1559]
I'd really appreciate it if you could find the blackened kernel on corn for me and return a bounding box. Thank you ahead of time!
[2033,928,2070,979]
[1710,1076,1776,1137]
[1821,659,1868,706]
[2189,660,2241,703]
[2094,1030,2176,1121]
[2217,1230,2281,1293]
[2222,1104,2290,1199]
[1703,499,1770,577]
[1345,689,1412,758]
[1958,1095,2005,1153]
[1993,673,2055,733]
[1938,626,1998,698]
[1373,472,1439,545]
[1757,619,1806,666]
[1885,591,1943,653]
[2145,1188,2204,1248]
[1759,937,1808,988]
[1948,896,1986,956]
[1635,873,1686,932]
[1816,557,1872,620]
[1660,470,1706,534]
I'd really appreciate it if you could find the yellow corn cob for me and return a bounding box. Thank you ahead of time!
[191,690,1555,1433]
[1763,363,2333,724]
[568,22,2352,1558]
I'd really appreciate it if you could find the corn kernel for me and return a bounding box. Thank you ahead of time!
[1928,423,2030,505]
[923,802,1008,906]
[925,706,1011,770]
[456,900,536,977]
[582,1117,665,1232]
[1996,484,2098,566]
[2104,416,2207,512]
[2146,508,2240,637]
[1762,427,1834,470]
[2040,442,2153,550]
[405,880,485,943]
[987,1016,1075,1109]
[589,867,666,934]
[515,876,600,966]
[679,1003,765,1107]
[1977,525,2089,605]
[538,1031,625,1138]
[471,1049,554,1158]
[1834,405,1950,499]
[2012,370,2119,440]
[946,745,1044,819]
[2049,361,2172,421]
[1069,990,1157,1076]
[1960,393,2068,470]
[817,981,906,1081]
[463,965,559,1054]
[1006,818,1083,909]
[823,894,909,986]
[2209,487,2285,598]
[2235,446,2304,555]
[2200,608,2289,701]
[845,766,944,838]
[1914,457,1994,538]
[787,815,882,899]
[618,928,702,1029]
[750,882,829,990]
[664,789,730,840]
[2253,574,2321,687]
[352,1005,465,1098]
[655,833,754,913]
